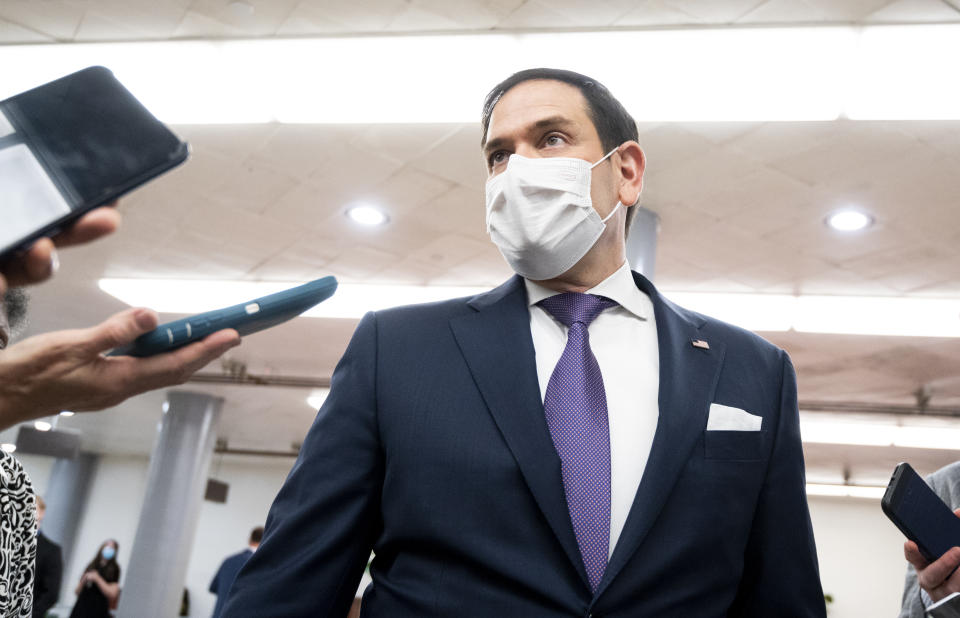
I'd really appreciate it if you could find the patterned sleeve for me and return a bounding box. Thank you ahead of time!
[0,452,36,618]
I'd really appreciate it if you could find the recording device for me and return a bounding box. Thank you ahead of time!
[109,276,338,357]
[0,66,188,261]
[882,462,960,563]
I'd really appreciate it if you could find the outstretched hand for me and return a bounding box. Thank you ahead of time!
[0,307,240,428]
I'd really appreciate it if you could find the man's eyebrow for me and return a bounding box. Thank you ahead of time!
[532,115,574,130]
[484,115,576,155]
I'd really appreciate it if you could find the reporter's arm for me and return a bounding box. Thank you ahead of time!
[0,307,239,429]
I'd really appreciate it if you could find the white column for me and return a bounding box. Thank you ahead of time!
[117,390,222,617]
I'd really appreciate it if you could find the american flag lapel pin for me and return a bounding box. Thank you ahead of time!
[692,339,710,350]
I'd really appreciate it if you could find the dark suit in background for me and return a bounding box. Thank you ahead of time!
[210,549,253,618]
[33,531,63,618]
[223,273,825,617]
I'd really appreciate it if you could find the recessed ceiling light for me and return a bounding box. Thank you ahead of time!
[826,210,873,232]
[0,443,15,453]
[34,420,52,432]
[346,205,389,226]
[59,410,75,417]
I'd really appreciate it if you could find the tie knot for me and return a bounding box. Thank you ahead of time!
[538,292,618,328]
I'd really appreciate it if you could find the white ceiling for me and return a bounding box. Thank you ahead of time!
[2,0,960,43]
[5,1,960,486]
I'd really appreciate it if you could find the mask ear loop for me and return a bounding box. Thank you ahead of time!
[589,147,619,169]
[601,201,622,224]
[595,144,640,223]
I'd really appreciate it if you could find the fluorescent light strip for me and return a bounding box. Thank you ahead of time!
[800,413,960,450]
[98,279,489,320]
[805,483,886,499]
[2,25,960,122]
[665,292,960,338]
[99,279,960,337]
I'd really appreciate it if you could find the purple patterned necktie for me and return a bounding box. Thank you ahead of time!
[538,292,618,593]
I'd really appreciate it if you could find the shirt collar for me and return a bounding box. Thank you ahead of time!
[524,261,650,321]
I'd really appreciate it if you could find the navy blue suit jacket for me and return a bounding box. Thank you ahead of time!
[211,549,253,618]
[222,273,825,617]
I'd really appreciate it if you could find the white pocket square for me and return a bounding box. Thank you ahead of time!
[706,403,762,431]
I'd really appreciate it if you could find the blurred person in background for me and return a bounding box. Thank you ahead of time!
[209,527,263,618]
[32,495,62,618]
[69,540,120,618]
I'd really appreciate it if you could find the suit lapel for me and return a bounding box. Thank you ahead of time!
[449,276,591,588]
[595,272,726,598]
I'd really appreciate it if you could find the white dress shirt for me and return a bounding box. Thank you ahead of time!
[525,261,660,558]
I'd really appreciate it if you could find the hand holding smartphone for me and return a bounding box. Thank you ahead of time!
[109,276,338,357]
[0,66,188,262]
[882,462,960,563]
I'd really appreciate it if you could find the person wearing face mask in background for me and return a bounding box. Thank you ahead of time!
[222,68,824,617]
[69,540,120,618]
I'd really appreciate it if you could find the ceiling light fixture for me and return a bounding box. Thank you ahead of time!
[668,292,960,337]
[98,279,490,319]
[826,210,873,232]
[800,411,960,450]
[99,278,960,337]
[59,411,75,417]
[346,205,389,226]
[805,483,886,499]
[1,25,959,123]
[34,420,52,432]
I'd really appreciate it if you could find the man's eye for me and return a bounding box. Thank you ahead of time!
[543,134,565,147]
[489,151,508,166]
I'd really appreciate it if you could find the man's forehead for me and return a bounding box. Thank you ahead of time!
[486,79,591,139]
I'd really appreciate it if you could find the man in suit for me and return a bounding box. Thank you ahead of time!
[33,495,63,618]
[222,68,825,617]
[209,527,262,618]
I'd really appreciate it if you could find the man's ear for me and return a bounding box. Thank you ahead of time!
[616,141,645,207]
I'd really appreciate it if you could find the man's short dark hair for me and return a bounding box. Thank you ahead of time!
[250,526,264,544]
[481,68,642,234]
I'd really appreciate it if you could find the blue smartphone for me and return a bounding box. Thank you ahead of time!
[882,462,960,563]
[110,276,338,357]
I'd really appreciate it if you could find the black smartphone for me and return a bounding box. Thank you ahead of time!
[882,462,960,562]
[109,276,338,357]
[0,65,188,261]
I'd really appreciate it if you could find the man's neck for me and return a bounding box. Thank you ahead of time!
[533,254,626,293]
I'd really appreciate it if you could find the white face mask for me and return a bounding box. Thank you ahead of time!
[484,149,621,281]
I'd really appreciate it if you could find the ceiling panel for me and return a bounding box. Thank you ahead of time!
[3,0,956,44]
